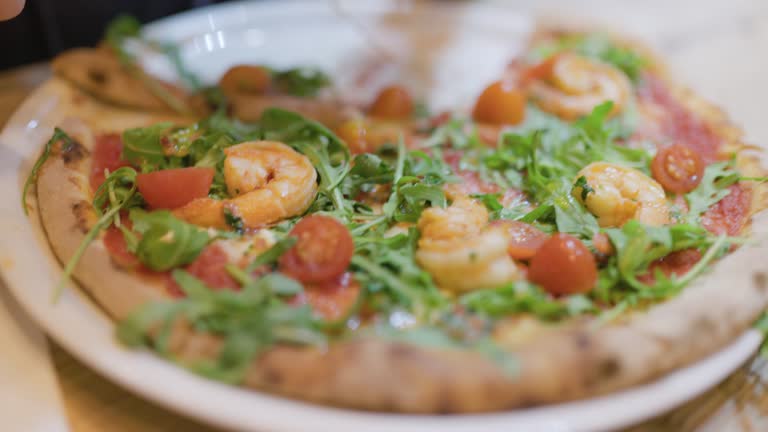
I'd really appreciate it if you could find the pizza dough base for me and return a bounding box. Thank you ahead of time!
[31,64,768,413]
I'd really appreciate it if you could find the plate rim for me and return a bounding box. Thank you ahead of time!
[0,2,764,431]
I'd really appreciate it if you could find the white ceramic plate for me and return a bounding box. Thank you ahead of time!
[1,1,765,431]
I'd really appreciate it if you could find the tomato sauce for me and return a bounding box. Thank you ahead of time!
[172,245,241,294]
[442,149,522,205]
[639,185,750,280]
[639,249,703,284]
[90,134,132,190]
[702,184,751,236]
[103,225,141,269]
[636,75,722,164]
[292,272,361,321]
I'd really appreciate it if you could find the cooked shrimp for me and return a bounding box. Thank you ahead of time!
[174,141,318,229]
[528,53,631,120]
[416,198,519,292]
[219,65,272,96]
[574,162,670,228]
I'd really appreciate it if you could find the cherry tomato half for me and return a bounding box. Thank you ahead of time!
[528,233,597,295]
[518,54,560,85]
[219,65,272,96]
[472,80,526,126]
[136,167,215,210]
[298,272,361,321]
[491,220,549,260]
[279,215,355,284]
[368,85,414,119]
[90,133,131,190]
[651,143,705,194]
[335,119,370,154]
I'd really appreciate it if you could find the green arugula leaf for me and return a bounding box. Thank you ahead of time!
[573,175,594,200]
[223,208,244,234]
[54,166,141,301]
[259,108,352,215]
[352,228,447,320]
[245,236,297,272]
[121,122,175,169]
[118,270,324,384]
[103,15,192,114]
[22,128,76,215]
[471,193,504,212]
[382,140,449,223]
[129,209,214,271]
[684,160,740,224]
[104,14,141,64]
[461,281,581,321]
[272,67,331,98]
[604,220,729,294]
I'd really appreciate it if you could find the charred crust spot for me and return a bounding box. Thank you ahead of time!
[87,68,107,85]
[436,389,456,414]
[262,367,284,386]
[753,272,767,293]
[60,139,89,165]
[388,343,416,360]
[71,200,93,234]
[597,357,621,379]
[575,332,591,350]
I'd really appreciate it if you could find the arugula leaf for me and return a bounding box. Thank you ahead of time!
[104,14,141,64]
[129,209,214,271]
[117,270,324,384]
[272,67,331,97]
[382,140,449,223]
[259,108,352,215]
[471,193,504,213]
[604,220,728,294]
[103,15,192,114]
[352,228,447,319]
[54,166,141,301]
[684,160,740,224]
[245,236,297,272]
[22,128,76,215]
[223,208,244,234]
[460,281,591,321]
[573,175,594,200]
[92,166,143,215]
[121,123,175,169]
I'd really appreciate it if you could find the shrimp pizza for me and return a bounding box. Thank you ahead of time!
[22,17,768,413]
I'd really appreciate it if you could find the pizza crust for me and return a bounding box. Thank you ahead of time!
[30,42,768,413]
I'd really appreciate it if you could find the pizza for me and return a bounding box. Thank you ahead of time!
[21,16,768,413]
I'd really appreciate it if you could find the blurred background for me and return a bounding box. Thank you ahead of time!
[0,0,233,70]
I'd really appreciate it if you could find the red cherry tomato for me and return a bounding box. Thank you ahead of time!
[219,65,272,95]
[136,167,215,210]
[336,119,370,154]
[651,143,705,194]
[90,133,131,190]
[472,80,526,126]
[491,220,548,260]
[528,233,597,295]
[519,54,560,85]
[591,232,615,257]
[368,85,414,119]
[178,244,240,292]
[279,215,355,284]
[297,272,361,321]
